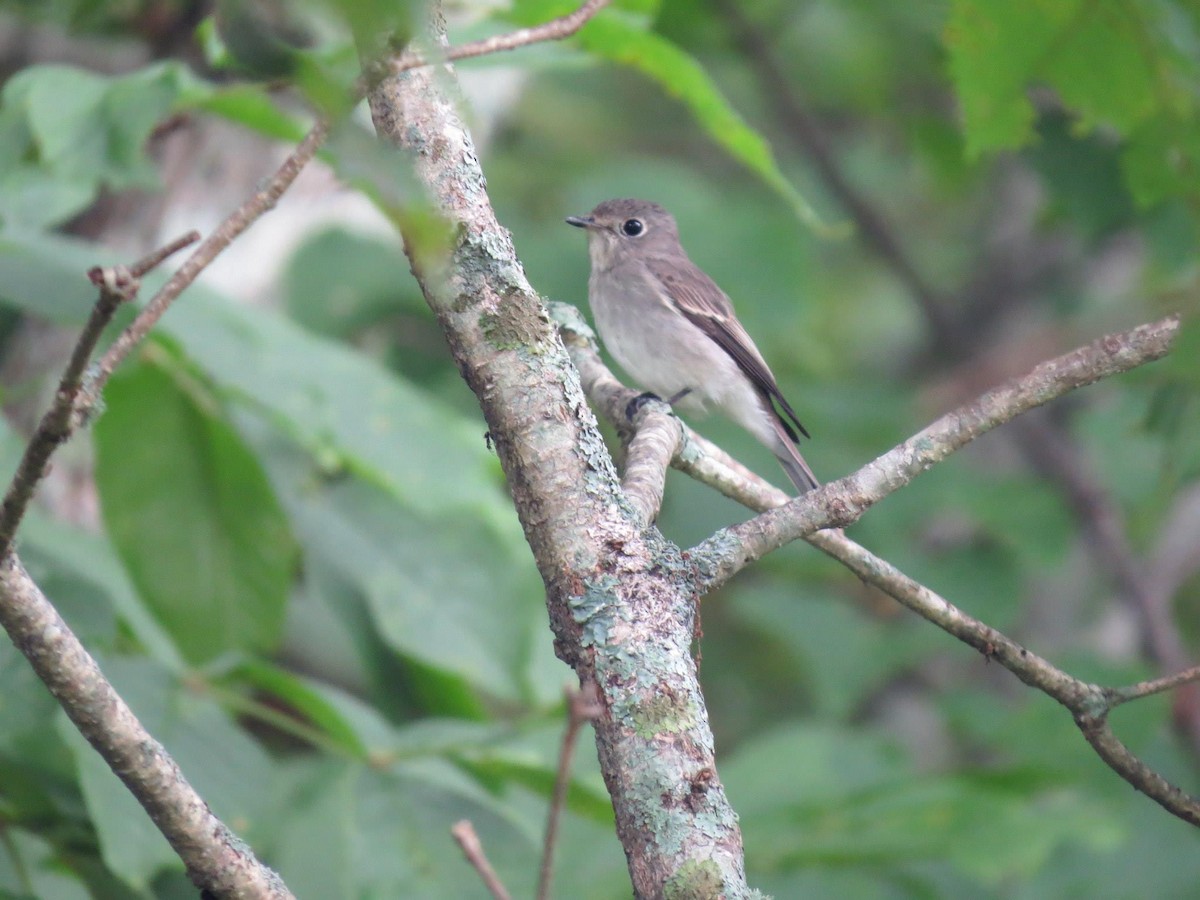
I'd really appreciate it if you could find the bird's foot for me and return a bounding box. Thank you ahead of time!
[625,392,662,421]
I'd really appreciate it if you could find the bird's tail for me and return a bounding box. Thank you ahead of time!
[769,413,819,494]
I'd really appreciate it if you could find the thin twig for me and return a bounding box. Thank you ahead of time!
[1109,666,1200,708]
[95,119,331,386]
[557,308,1200,829]
[128,230,203,278]
[391,0,610,74]
[713,1,1200,756]
[692,316,1180,592]
[538,682,602,900]
[0,232,198,559]
[450,820,512,900]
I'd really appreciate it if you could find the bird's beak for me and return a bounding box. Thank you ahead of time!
[565,215,595,229]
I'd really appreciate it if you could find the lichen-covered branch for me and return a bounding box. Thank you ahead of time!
[556,309,1200,829]
[366,14,752,897]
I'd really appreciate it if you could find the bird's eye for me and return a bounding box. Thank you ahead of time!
[621,218,645,237]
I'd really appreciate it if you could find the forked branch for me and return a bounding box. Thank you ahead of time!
[556,304,1200,829]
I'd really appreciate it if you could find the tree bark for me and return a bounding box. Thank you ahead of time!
[366,18,751,900]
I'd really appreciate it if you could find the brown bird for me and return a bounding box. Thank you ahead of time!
[567,198,818,493]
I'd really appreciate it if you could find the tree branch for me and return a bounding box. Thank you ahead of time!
[0,233,197,560]
[367,10,752,896]
[538,682,602,900]
[390,0,610,74]
[451,820,512,900]
[95,119,331,386]
[557,306,1200,828]
[692,316,1180,592]
[0,556,295,897]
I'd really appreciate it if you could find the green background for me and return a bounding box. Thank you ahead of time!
[0,0,1198,896]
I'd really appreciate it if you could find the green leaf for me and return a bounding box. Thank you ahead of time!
[0,63,193,230]
[93,343,298,663]
[154,289,561,702]
[945,0,1187,163]
[726,724,1122,882]
[256,432,551,703]
[0,170,96,232]
[1028,116,1136,240]
[576,12,835,233]
[229,661,368,756]
[271,756,541,898]
[0,240,558,699]
[0,830,91,900]
[1122,115,1200,207]
[282,228,416,337]
[181,83,308,142]
[161,290,504,518]
[0,233,103,323]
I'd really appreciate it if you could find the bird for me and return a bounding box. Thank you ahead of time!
[566,198,818,493]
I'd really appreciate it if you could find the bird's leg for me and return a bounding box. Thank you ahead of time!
[626,388,692,421]
[625,392,663,421]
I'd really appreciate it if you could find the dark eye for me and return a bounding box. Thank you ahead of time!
[621,218,644,237]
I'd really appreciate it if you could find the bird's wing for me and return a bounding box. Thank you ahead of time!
[645,256,810,440]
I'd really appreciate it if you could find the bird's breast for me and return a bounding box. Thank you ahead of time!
[587,267,738,412]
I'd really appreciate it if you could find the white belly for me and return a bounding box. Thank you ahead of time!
[587,267,783,452]
[590,273,730,407]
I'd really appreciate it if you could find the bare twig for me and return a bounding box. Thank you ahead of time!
[128,230,203,278]
[1109,666,1200,708]
[712,1,1200,757]
[451,820,512,900]
[0,233,197,559]
[557,307,1200,829]
[1010,415,1200,753]
[692,316,1180,592]
[96,119,331,386]
[538,682,602,900]
[391,0,610,74]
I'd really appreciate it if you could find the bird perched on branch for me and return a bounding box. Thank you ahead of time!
[567,198,818,493]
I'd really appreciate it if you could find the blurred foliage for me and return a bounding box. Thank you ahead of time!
[0,0,1198,897]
